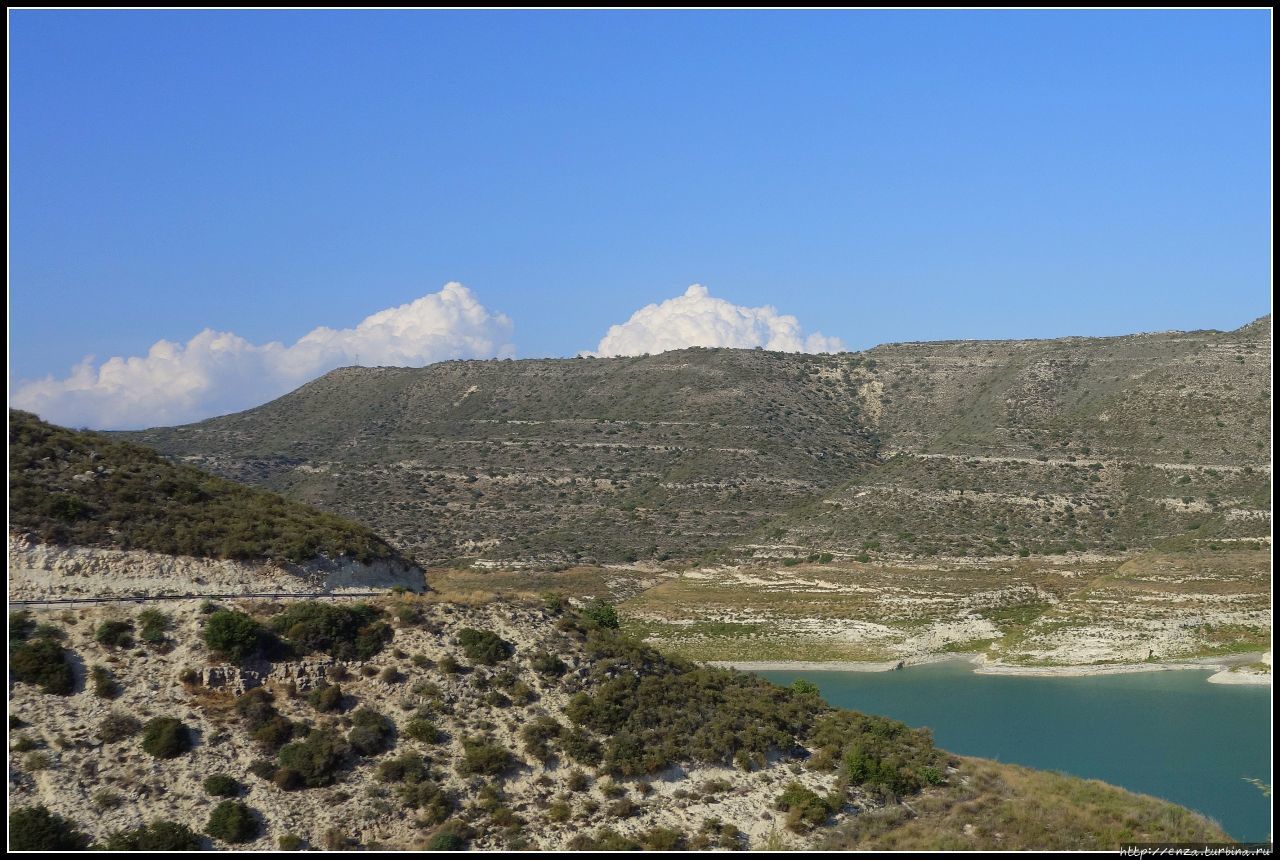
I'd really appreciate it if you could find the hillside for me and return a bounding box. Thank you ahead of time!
[8,410,422,596]
[7,593,1231,850]
[126,349,880,565]
[125,316,1270,566]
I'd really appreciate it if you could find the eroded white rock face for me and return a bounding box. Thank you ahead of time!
[7,533,425,599]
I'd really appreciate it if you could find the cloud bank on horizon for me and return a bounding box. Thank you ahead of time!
[586,284,845,357]
[11,283,515,430]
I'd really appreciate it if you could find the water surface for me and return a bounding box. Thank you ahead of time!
[756,662,1271,843]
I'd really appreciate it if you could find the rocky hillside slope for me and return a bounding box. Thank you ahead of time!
[8,594,1231,851]
[124,316,1270,565]
[8,410,423,595]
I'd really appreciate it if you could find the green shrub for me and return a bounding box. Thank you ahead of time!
[529,650,567,676]
[564,630,820,775]
[270,602,391,660]
[458,736,514,776]
[402,780,453,824]
[98,710,142,743]
[24,751,53,771]
[347,707,394,756]
[425,820,470,850]
[568,827,639,850]
[93,789,123,810]
[205,800,261,844]
[457,628,513,665]
[10,637,75,695]
[12,734,41,752]
[8,805,91,850]
[203,774,242,797]
[95,619,134,648]
[91,665,120,699]
[376,752,429,784]
[203,610,268,662]
[581,599,620,629]
[641,826,686,850]
[141,717,192,759]
[10,609,36,643]
[278,834,305,850]
[560,727,603,767]
[405,717,440,744]
[277,728,347,788]
[520,716,564,764]
[809,710,943,796]
[138,609,171,644]
[775,781,835,832]
[308,682,345,713]
[102,820,201,850]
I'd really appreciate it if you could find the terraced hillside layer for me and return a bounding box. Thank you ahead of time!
[127,350,879,564]
[9,410,412,570]
[124,317,1270,565]
[8,594,1230,851]
[770,315,1271,558]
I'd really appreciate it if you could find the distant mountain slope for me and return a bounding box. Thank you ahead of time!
[776,316,1271,557]
[122,317,1270,565]
[126,349,880,564]
[9,409,412,569]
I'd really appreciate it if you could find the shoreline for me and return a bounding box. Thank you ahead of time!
[714,651,1272,683]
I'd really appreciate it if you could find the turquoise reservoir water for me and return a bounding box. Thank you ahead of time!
[756,663,1272,843]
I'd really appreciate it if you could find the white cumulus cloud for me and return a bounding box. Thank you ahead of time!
[586,284,845,357]
[11,282,515,430]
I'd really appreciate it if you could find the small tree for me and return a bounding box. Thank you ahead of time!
[206,800,260,844]
[141,716,192,759]
[581,599,620,629]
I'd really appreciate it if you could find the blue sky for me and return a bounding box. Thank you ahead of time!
[8,9,1272,428]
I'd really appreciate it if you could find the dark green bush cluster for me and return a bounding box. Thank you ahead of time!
[808,710,945,796]
[270,602,391,660]
[8,409,404,565]
[276,728,348,788]
[519,716,565,763]
[9,626,75,695]
[347,707,395,756]
[205,800,261,844]
[375,752,453,823]
[457,628,513,665]
[425,820,471,850]
[203,774,242,797]
[775,781,838,831]
[141,716,193,759]
[691,818,743,850]
[405,716,440,744]
[95,619,134,648]
[91,665,121,699]
[567,827,657,850]
[563,630,821,775]
[102,820,202,850]
[581,599,620,629]
[235,687,298,751]
[308,682,345,713]
[528,650,567,677]
[458,736,515,776]
[9,804,91,850]
[203,610,271,663]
